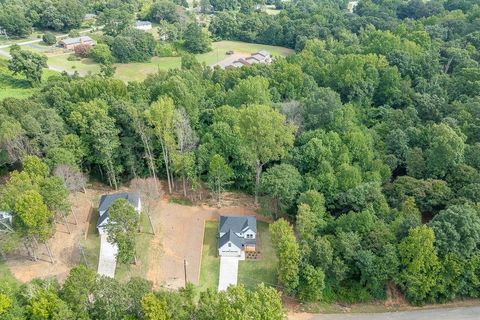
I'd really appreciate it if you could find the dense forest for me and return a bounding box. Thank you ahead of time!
[1,0,480,317]
[0,265,284,319]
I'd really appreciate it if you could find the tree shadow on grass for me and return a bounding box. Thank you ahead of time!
[0,72,32,89]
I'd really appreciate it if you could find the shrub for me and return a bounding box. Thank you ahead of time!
[74,44,91,58]
[89,43,113,64]
[42,32,57,45]
[69,30,80,37]
[155,43,176,57]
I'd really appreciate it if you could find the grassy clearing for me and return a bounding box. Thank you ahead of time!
[237,221,278,290]
[198,221,220,292]
[0,58,58,100]
[115,212,154,282]
[37,40,294,82]
[47,54,100,75]
[0,261,19,288]
[81,208,101,270]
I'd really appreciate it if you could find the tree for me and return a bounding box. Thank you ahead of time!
[298,263,325,302]
[303,87,343,130]
[430,205,480,258]
[53,165,86,193]
[0,3,32,37]
[61,265,96,318]
[130,177,161,234]
[269,219,300,294]
[183,23,212,54]
[111,29,156,63]
[141,293,170,320]
[105,199,140,264]
[238,105,296,204]
[89,44,114,64]
[260,164,302,215]
[425,123,465,178]
[226,76,271,107]
[8,45,47,85]
[145,96,176,194]
[97,7,135,36]
[74,44,91,58]
[208,154,233,204]
[42,33,57,45]
[398,225,440,304]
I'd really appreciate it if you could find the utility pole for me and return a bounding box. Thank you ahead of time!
[184,259,187,287]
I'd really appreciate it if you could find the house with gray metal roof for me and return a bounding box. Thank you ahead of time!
[58,36,95,50]
[218,216,256,257]
[97,192,141,234]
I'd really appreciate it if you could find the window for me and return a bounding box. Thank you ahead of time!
[228,243,231,247]
[246,234,253,239]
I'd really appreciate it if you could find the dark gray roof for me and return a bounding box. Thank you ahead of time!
[219,216,256,234]
[97,193,140,227]
[218,230,243,248]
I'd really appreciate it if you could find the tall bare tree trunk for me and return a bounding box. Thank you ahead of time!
[254,160,263,206]
[71,208,78,225]
[45,242,54,264]
[182,176,187,197]
[161,142,172,193]
[62,212,71,234]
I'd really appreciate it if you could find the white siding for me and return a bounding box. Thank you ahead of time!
[218,241,241,257]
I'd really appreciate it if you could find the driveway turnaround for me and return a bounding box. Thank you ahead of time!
[218,257,239,291]
[97,234,117,278]
[305,306,480,320]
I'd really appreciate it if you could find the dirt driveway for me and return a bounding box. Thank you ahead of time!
[147,199,257,289]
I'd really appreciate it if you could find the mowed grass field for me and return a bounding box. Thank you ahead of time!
[237,221,278,289]
[0,58,58,100]
[199,221,220,292]
[45,40,294,82]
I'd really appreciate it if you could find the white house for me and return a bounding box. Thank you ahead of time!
[218,216,256,257]
[135,20,152,31]
[96,192,141,234]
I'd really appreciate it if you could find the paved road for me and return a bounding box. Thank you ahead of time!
[218,256,239,291]
[97,234,117,278]
[0,28,95,49]
[306,306,480,320]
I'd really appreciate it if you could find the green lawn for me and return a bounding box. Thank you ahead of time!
[81,208,101,270]
[199,221,220,292]
[42,40,294,82]
[238,221,278,290]
[115,212,153,282]
[0,58,58,100]
[0,261,18,288]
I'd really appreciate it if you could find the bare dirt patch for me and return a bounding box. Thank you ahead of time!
[5,188,103,282]
[148,197,263,290]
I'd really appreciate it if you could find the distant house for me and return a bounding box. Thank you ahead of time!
[135,20,152,31]
[347,1,359,13]
[84,13,97,21]
[0,211,13,226]
[218,216,256,257]
[58,36,95,50]
[97,193,141,234]
[224,50,272,69]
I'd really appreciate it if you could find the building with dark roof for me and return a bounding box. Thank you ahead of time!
[218,216,256,257]
[58,36,96,50]
[97,193,141,233]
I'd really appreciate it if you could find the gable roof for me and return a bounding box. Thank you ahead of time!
[218,229,243,249]
[135,20,152,26]
[219,216,256,234]
[59,36,94,45]
[255,50,270,57]
[97,193,140,228]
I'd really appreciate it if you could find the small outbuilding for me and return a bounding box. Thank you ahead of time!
[135,20,153,31]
